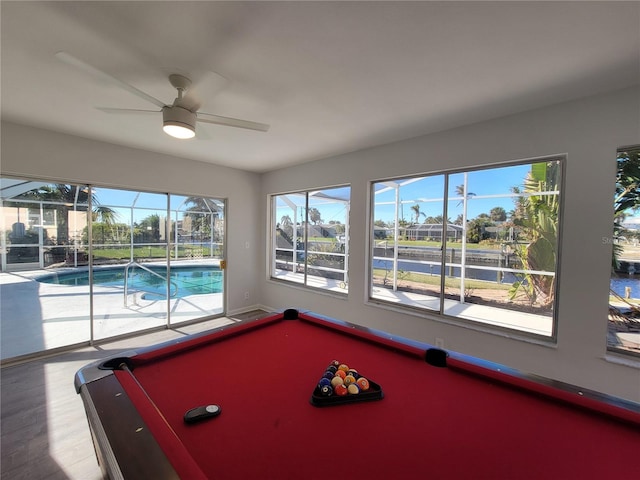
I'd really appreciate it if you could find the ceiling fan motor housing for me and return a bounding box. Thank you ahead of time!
[162,105,196,130]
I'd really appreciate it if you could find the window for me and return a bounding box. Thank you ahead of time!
[271,186,350,293]
[370,158,563,338]
[608,147,640,356]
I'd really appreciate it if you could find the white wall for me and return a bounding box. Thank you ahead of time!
[0,122,262,314]
[260,86,640,402]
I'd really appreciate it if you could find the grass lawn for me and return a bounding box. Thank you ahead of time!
[92,245,216,260]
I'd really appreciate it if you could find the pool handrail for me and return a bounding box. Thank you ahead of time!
[124,261,178,306]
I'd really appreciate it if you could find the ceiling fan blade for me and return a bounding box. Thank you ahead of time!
[181,70,230,112]
[197,113,270,132]
[55,51,166,109]
[196,124,213,140]
[96,107,159,115]
[178,94,202,113]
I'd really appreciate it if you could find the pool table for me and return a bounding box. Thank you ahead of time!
[75,309,640,479]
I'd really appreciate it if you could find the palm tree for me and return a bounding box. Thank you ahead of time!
[455,184,476,206]
[137,214,161,242]
[308,208,322,225]
[508,161,561,307]
[613,149,640,268]
[280,215,293,229]
[410,204,426,224]
[467,215,493,243]
[490,206,507,222]
[18,184,117,245]
[278,215,294,243]
[93,206,120,244]
[17,184,86,244]
[182,197,222,242]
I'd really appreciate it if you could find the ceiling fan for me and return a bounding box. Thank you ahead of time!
[55,52,270,139]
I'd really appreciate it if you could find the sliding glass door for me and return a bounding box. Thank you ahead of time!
[168,194,226,325]
[91,187,170,340]
[0,180,90,357]
[0,176,226,359]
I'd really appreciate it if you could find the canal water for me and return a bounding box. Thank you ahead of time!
[373,259,519,284]
[374,258,640,297]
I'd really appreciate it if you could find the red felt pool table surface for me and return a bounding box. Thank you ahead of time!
[76,310,640,479]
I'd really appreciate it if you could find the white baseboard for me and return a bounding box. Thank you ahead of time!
[226,304,274,317]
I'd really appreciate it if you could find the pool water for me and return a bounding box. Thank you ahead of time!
[610,276,640,299]
[37,266,223,299]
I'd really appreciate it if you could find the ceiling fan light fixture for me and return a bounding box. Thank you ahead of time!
[163,123,195,139]
[162,106,196,139]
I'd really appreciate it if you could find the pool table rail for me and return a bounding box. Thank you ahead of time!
[447,352,640,426]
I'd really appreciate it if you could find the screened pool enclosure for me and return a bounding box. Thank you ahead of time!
[0,177,228,360]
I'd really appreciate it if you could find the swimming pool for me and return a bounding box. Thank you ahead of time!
[611,276,640,299]
[37,265,223,299]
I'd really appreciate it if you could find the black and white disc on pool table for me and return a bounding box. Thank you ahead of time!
[310,360,384,407]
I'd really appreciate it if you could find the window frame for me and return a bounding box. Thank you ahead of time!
[269,185,351,294]
[608,146,640,358]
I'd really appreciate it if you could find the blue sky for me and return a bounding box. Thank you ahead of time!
[373,164,532,224]
[92,187,222,224]
[275,163,551,226]
[93,163,638,228]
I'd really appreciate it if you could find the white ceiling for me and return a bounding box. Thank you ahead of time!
[2,1,639,173]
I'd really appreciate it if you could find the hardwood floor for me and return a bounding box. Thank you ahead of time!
[1,311,270,479]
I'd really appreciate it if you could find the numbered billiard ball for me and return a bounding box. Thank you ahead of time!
[319,385,333,397]
[334,384,348,396]
[347,383,360,395]
[356,377,370,391]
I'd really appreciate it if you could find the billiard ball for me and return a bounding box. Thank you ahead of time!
[319,385,333,397]
[335,370,346,379]
[334,384,348,396]
[326,365,338,374]
[356,377,370,391]
[323,371,334,380]
[329,360,340,367]
[318,378,331,388]
[338,364,350,373]
[347,369,359,379]
[331,376,344,387]
[344,375,356,385]
[347,384,360,395]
